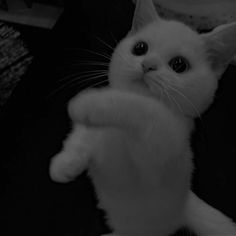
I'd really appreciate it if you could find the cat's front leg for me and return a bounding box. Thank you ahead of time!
[50,124,92,183]
[68,88,177,132]
[68,88,133,128]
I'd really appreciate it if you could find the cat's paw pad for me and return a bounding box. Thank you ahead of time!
[50,151,88,183]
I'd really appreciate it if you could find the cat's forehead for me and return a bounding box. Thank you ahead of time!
[133,21,204,53]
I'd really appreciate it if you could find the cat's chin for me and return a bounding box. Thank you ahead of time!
[143,76,163,98]
[111,81,164,104]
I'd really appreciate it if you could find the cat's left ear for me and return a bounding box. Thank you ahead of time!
[131,0,161,34]
[203,22,236,71]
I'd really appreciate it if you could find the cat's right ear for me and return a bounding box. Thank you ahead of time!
[203,22,236,72]
[131,0,161,34]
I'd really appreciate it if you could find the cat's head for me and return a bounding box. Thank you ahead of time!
[108,0,236,118]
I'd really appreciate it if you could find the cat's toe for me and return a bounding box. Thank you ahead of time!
[49,149,89,183]
[49,152,77,183]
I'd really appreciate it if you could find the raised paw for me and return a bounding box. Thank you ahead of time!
[50,148,89,183]
[68,88,110,126]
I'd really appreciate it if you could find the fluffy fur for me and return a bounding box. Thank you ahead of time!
[50,0,236,235]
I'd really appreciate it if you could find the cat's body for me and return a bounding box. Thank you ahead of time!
[52,89,192,236]
[69,90,192,236]
[50,0,236,235]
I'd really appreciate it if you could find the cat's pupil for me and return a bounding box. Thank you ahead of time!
[132,41,148,56]
[169,56,190,73]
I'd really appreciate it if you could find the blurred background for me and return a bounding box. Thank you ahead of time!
[0,0,236,235]
[0,0,64,28]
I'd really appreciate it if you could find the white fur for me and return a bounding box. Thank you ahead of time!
[186,192,236,236]
[50,0,236,235]
[51,89,193,236]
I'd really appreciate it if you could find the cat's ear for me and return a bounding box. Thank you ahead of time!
[202,22,236,71]
[131,0,160,33]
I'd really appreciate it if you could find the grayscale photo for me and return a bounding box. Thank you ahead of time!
[1,0,236,235]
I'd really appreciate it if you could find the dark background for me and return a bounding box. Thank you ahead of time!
[1,0,236,235]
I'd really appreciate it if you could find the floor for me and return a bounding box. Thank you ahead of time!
[1,0,236,235]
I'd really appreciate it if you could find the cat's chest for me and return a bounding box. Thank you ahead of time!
[89,128,167,189]
[91,128,134,170]
[88,129,191,208]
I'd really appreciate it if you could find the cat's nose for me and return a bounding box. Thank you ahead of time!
[142,59,158,73]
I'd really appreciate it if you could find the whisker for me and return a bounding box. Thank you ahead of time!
[110,31,118,45]
[163,87,185,115]
[85,78,109,89]
[163,88,174,108]
[75,60,109,64]
[58,74,108,89]
[82,48,111,60]
[65,70,108,76]
[68,61,109,67]
[58,61,109,73]
[72,74,108,89]
[59,71,108,82]
[64,73,108,87]
[56,72,108,95]
[159,84,164,100]
[167,84,202,119]
[66,48,111,61]
[68,69,108,74]
[48,74,108,98]
[68,73,108,86]
[147,78,185,115]
[94,35,115,51]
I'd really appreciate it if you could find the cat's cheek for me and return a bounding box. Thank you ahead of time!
[126,80,151,97]
[144,79,163,98]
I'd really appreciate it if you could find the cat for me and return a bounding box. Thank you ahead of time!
[49,0,236,235]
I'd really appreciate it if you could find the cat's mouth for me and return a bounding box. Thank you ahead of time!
[142,73,165,98]
[143,73,164,90]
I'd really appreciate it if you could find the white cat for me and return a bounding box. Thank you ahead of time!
[50,0,236,235]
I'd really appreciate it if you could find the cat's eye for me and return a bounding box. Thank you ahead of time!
[132,41,148,56]
[168,56,190,73]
